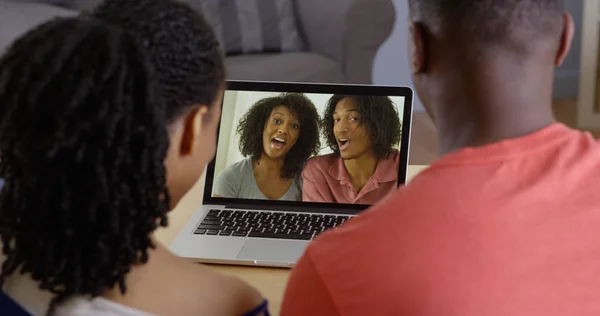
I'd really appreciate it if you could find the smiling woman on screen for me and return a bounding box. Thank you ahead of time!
[213,93,320,201]
[302,95,402,205]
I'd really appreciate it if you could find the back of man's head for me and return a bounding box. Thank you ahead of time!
[407,0,573,154]
[408,0,565,54]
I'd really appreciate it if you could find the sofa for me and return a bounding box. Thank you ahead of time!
[0,0,396,84]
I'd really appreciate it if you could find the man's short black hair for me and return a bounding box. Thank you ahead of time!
[322,95,402,160]
[237,93,321,179]
[409,0,564,50]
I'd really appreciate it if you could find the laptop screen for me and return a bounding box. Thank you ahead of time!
[203,81,413,213]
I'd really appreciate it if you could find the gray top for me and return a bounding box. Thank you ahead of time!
[213,158,302,201]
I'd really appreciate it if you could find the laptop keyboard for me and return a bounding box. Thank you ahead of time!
[194,209,351,240]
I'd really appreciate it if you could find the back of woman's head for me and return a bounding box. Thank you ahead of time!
[91,0,225,120]
[0,1,225,313]
[0,16,163,314]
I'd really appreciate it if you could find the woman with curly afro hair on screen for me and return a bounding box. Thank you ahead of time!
[302,95,402,205]
[213,93,321,201]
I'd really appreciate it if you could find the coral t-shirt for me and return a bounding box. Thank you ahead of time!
[281,123,600,316]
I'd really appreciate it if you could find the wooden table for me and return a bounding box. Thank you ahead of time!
[154,165,428,315]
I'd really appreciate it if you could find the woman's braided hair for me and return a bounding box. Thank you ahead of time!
[0,0,224,314]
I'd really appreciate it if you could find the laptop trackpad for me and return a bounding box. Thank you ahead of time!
[236,239,308,264]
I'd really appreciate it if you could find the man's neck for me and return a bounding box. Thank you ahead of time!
[432,57,556,155]
[435,108,555,155]
[343,152,378,191]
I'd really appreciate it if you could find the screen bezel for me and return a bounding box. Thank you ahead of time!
[202,80,414,214]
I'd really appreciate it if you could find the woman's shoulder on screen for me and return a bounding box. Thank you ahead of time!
[220,158,253,175]
[214,158,253,187]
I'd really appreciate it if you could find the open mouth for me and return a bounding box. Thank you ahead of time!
[338,138,351,151]
[271,137,286,149]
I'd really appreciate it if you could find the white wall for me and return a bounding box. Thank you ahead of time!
[372,0,425,111]
[213,91,405,177]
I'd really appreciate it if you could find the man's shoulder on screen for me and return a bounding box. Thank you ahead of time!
[302,149,400,178]
[303,153,338,173]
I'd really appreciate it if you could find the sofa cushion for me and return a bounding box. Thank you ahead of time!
[19,0,71,6]
[13,0,100,11]
[0,0,77,53]
[186,0,305,56]
[225,52,343,83]
[65,0,104,11]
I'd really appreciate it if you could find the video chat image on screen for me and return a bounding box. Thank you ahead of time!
[211,90,405,206]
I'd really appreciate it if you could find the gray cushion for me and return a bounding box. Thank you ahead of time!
[9,0,101,11]
[18,0,71,5]
[65,0,102,11]
[186,0,305,56]
[225,52,343,83]
[0,0,77,53]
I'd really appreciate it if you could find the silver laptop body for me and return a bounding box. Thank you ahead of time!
[170,81,414,268]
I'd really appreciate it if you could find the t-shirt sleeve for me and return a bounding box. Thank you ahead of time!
[301,165,327,202]
[213,166,238,198]
[280,253,340,316]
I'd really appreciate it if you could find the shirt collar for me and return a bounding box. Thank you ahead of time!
[328,151,398,184]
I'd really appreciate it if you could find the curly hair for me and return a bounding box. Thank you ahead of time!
[237,93,321,179]
[0,0,224,314]
[322,95,402,160]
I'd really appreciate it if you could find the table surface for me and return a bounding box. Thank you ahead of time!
[154,165,428,315]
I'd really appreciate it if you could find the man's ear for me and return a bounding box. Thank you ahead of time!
[555,11,574,67]
[409,22,428,74]
[180,106,208,155]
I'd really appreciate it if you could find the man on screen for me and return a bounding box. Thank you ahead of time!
[301,95,402,204]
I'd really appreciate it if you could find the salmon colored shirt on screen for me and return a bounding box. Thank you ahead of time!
[281,124,600,316]
[301,150,400,204]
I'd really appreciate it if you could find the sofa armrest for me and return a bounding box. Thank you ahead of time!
[294,0,395,84]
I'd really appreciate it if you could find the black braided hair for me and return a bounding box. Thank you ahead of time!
[236,93,321,179]
[0,0,224,314]
[91,0,225,122]
[0,16,165,314]
[322,95,402,160]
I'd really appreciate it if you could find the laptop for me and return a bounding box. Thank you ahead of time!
[170,81,414,267]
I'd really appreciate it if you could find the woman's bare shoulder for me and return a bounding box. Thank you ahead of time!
[184,263,265,315]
